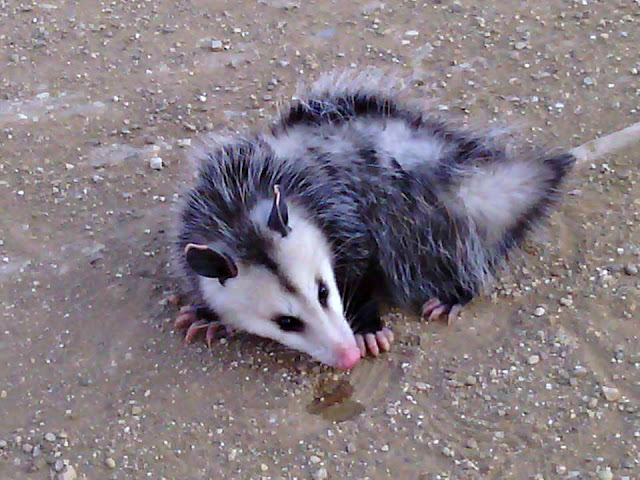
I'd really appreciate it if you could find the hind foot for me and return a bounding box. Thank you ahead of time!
[421,298,463,324]
[355,328,394,358]
[174,305,232,348]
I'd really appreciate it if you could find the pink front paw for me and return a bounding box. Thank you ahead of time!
[421,298,463,324]
[355,327,394,358]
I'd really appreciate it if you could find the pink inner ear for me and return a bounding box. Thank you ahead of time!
[184,243,238,282]
[184,242,209,254]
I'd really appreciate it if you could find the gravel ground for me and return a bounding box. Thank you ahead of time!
[1,1,638,479]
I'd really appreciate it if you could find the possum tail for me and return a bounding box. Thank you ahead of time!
[452,152,576,250]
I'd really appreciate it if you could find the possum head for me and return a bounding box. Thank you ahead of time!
[185,186,361,369]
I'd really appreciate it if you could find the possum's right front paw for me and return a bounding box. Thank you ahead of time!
[174,305,232,348]
[421,298,463,324]
[355,329,394,358]
[348,298,394,357]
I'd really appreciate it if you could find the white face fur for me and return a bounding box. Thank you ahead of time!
[190,195,361,369]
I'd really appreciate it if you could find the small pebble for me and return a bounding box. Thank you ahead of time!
[44,432,56,442]
[405,30,419,37]
[0,439,7,449]
[381,444,389,452]
[465,438,478,449]
[132,406,142,415]
[596,467,613,480]
[514,41,527,50]
[22,443,33,453]
[58,465,77,480]
[602,386,621,402]
[584,76,595,86]
[574,365,588,377]
[54,460,65,472]
[533,307,546,317]
[105,458,116,470]
[346,442,356,453]
[527,355,540,365]
[309,455,321,464]
[210,39,224,51]
[623,263,638,276]
[465,375,477,386]
[556,464,567,475]
[313,467,328,480]
[442,446,454,457]
[149,157,163,170]
[260,463,268,472]
[559,297,573,307]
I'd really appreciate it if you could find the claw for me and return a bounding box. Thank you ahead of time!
[447,305,462,324]
[421,298,440,318]
[427,305,447,322]
[375,330,391,352]
[185,320,209,343]
[355,334,366,357]
[381,327,394,344]
[364,333,379,357]
[205,323,227,348]
[422,298,464,323]
[175,312,197,329]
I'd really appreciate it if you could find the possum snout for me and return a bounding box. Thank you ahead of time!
[334,345,361,370]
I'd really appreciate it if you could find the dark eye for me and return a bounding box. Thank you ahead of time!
[318,281,329,308]
[273,315,305,332]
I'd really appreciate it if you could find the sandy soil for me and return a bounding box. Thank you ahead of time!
[0,1,638,479]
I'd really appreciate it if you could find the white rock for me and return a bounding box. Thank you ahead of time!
[149,157,163,170]
[527,355,540,365]
[58,465,77,480]
[596,467,613,480]
[602,386,621,402]
[533,307,546,317]
[559,297,573,307]
[313,468,328,480]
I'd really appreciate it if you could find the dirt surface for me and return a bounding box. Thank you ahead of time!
[1,1,639,479]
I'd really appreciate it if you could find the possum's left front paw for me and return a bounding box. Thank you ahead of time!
[174,304,233,348]
[355,328,394,358]
[421,298,463,324]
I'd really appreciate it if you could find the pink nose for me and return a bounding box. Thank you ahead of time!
[335,346,361,370]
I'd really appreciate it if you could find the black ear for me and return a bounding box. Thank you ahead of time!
[184,243,238,285]
[267,184,291,237]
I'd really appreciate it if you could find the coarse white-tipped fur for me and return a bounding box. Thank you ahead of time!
[455,159,557,244]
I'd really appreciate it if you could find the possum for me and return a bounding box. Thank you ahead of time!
[169,69,640,369]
